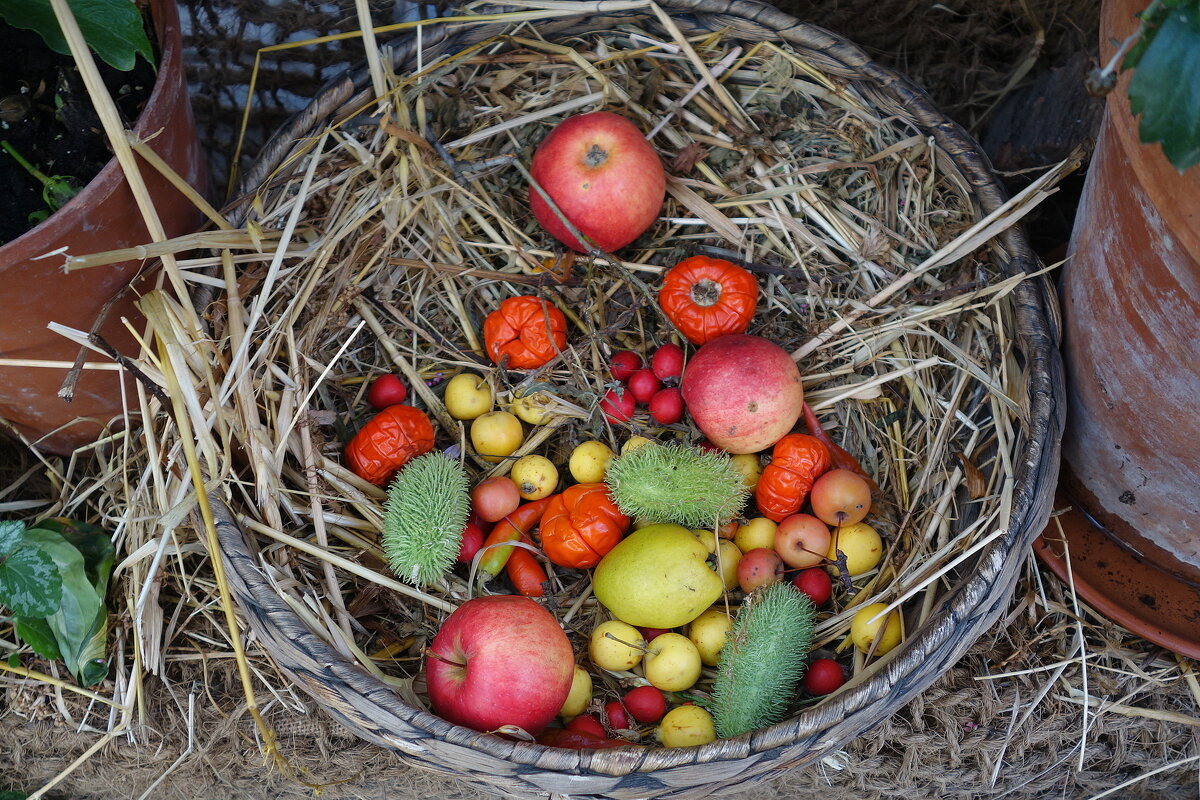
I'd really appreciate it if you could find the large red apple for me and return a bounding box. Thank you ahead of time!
[529,111,665,253]
[426,595,575,735]
[680,334,805,453]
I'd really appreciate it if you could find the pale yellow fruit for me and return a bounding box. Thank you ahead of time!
[687,607,732,666]
[569,440,614,483]
[559,665,593,719]
[444,372,493,419]
[715,539,742,591]
[658,705,716,748]
[850,603,903,656]
[730,453,762,490]
[510,391,555,425]
[589,620,646,672]
[622,436,653,452]
[470,411,523,463]
[827,522,883,578]
[691,528,719,554]
[592,524,725,629]
[511,454,558,500]
[734,517,777,554]
[642,632,702,691]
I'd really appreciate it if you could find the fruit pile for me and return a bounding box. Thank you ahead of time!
[338,110,905,749]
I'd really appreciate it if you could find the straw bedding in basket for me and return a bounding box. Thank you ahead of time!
[117,0,1064,796]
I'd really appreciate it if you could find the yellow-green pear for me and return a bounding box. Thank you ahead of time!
[592,523,724,628]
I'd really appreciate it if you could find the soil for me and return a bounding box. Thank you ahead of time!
[0,18,157,246]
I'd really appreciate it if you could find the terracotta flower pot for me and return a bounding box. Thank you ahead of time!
[0,0,207,455]
[1035,0,1200,654]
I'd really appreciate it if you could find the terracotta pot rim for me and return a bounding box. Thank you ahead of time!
[0,0,183,260]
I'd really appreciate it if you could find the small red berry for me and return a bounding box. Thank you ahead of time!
[604,700,631,731]
[651,343,685,383]
[457,522,485,564]
[366,374,408,409]
[648,387,684,425]
[600,388,636,423]
[609,350,643,382]
[627,369,661,404]
[792,567,833,607]
[803,657,845,696]
[622,686,667,723]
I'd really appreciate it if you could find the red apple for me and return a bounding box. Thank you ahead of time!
[566,713,606,738]
[773,513,831,569]
[604,700,631,731]
[366,373,408,409]
[600,387,636,423]
[810,468,872,526]
[529,111,665,253]
[802,657,845,695]
[737,547,785,593]
[426,596,575,735]
[792,567,833,607]
[627,368,661,404]
[610,350,643,382]
[648,387,684,424]
[680,335,805,454]
[636,626,672,642]
[623,685,667,723]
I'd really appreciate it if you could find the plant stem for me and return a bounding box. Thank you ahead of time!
[0,140,53,187]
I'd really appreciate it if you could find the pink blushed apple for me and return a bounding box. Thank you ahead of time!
[426,595,575,735]
[529,111,665,253]
[680,334,805,454]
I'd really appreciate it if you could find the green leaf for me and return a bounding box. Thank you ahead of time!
[15,617,62,660]
[1128,4,1200,171]
[18,529,108,686]
[0,520,24,557]
[0,0,153,71]
[0,547,62,618]
[0,791,30,800]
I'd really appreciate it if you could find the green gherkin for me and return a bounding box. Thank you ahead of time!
[382,453,469,586]
[604,442,749,528]
[711,582,816,739]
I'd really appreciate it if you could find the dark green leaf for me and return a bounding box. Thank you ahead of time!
[0,0,153,71]
[15,617,62,660]
[1128,4,1200,171]
[0,547,61,617]
[0,521,24,556]
[18,529,107,686]
[34,519,115,591]
[0,791,30,800]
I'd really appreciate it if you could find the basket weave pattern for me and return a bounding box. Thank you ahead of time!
[212,1,1064,797]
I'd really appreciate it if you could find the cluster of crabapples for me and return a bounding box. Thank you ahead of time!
[599,342,687,425]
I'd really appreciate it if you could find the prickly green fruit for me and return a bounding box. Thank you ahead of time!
[382,452,469,586]
[710,583,815,738]
[604,442,748,528]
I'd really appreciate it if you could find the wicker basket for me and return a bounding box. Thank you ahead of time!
[212,1,1064,797]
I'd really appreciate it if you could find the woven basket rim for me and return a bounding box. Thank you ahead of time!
[215,0,1066,793]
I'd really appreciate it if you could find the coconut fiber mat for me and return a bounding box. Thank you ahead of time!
[4,1,1199,799]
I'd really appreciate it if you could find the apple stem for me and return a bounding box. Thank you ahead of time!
[424,648,467,668]
[604,631,653,654]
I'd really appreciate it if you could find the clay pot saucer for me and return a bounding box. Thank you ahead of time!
[1034,489,1200,659]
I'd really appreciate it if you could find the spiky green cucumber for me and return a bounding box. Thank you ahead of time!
[604,442,748,528]
[382,452,469,586]
[710,582,815,739]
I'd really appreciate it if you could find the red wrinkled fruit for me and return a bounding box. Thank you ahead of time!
[600,388,636,423]
[651,343,685,383]
[792,567,832,607]
[622,686,667,723]
[648,387,684,425]
[367,374,408,409]
[802,657,846,696]
[610,350,643,382]
[627,369,661,404]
